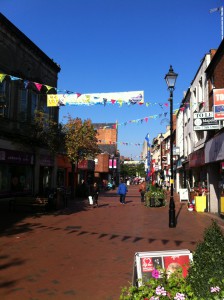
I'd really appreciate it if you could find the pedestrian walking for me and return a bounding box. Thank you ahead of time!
[90,182,99,207]
[117,179,128,204]
[139,179,146,202]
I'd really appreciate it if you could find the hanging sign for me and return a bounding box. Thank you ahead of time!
[213,89,224,120]
[193,111,220,130]
[47,91,144,107]
[132,249,192,287]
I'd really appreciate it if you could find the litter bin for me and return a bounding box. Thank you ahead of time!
[195,196,206,212]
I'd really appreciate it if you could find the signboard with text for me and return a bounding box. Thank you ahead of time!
[133,250,192,287]
[213,89,224,120]
[193,111,220,130]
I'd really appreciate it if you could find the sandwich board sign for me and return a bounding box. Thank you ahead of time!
[179,188,189,201]
[132,249,192,287]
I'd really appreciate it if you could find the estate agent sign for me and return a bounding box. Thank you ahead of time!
[193,112,220,130]
[213,89,224,120]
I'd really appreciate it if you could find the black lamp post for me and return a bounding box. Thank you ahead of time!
[165,65,178,228]
[159,133,164,180]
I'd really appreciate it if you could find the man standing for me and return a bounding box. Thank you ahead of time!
[117,179,128,204]
[139,179,146,202]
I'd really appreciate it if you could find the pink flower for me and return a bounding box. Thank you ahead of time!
[211,286,220,293]
[152,269,160,279]
[155,285,167,296]
[174,292,186,300]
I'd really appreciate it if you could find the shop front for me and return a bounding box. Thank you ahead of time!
[189,148,208,212]
[205,130,224,215]
[38,154,55,197]
[0,148,34,197]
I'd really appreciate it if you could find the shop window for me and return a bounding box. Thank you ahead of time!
[0,81,10,118]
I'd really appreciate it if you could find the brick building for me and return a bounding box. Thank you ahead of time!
[94,123,120,186]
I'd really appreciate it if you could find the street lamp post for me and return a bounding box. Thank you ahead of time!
[159,133,164,184]
[165,65,178,228]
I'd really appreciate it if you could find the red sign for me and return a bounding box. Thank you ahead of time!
[213,88,224,120]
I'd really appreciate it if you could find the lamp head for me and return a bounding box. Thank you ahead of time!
[159,133,164,141]
[165,65,178,91]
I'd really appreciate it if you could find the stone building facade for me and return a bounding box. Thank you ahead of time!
[0,13,60,197]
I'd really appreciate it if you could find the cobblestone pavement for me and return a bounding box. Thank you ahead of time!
[0,185,223,300]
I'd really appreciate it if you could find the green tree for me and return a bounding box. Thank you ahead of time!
[120,162,146,179]
[13,110,62,153]
[63,115,100,199]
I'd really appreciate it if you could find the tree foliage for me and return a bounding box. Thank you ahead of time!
[13,110,62,153]
[63,115,100,164]
[120,162,145,178]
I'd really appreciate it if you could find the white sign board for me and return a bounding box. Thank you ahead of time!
[179,188,189,201]
[193,111,220,130]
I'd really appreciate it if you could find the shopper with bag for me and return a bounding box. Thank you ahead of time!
[89,182,99,207]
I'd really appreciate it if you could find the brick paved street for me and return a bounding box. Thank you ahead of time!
[0,185,223,300]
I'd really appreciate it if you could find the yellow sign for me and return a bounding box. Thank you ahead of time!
[47,95,59,107]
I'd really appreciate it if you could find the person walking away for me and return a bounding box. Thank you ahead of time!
[117,179,128,204]
[139,179,146,202]
[90,182,99,207]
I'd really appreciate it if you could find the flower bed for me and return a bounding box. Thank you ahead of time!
[120,221,224,300]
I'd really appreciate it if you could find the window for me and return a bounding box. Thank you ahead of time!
[0,81,10,118]
[31,91,39,121]
[18,89,28,121]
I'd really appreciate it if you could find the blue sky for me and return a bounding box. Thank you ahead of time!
[1,0,223,158]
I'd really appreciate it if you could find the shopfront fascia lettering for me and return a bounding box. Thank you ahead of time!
[39,155,54,166]
[0,149,34,165]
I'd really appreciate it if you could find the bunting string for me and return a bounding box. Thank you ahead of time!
[0,72,205,110]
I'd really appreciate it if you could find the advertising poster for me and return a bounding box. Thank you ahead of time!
[213,88,224,120]
[133,250,192,286]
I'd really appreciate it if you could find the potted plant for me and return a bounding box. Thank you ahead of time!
[145,184,166,207]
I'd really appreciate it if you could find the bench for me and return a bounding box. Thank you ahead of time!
[9,197,48,212]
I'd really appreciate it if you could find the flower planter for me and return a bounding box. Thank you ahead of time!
[150,197,155,207]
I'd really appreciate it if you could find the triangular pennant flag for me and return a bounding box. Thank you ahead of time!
[34,82,43,91]
[24,80,29,89]
[10,75,21,81]
[0,74,6,83]
[45,85,54,92]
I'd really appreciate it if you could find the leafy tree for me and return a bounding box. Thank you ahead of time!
[187,220,224,299]
[63,115,100,199]
[120,162,146,179]
[13,110,62,153]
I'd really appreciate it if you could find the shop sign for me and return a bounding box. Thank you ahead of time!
[213,89,224,120]
[205,131,224,163]
[173,147,180,155]
[78,159,95,170]
[40,155,54,166]
[189,148,205,167]
[0,148,34,165]
[193,111,220,130]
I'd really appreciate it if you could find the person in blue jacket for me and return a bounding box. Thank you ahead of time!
[117,178,128,204]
